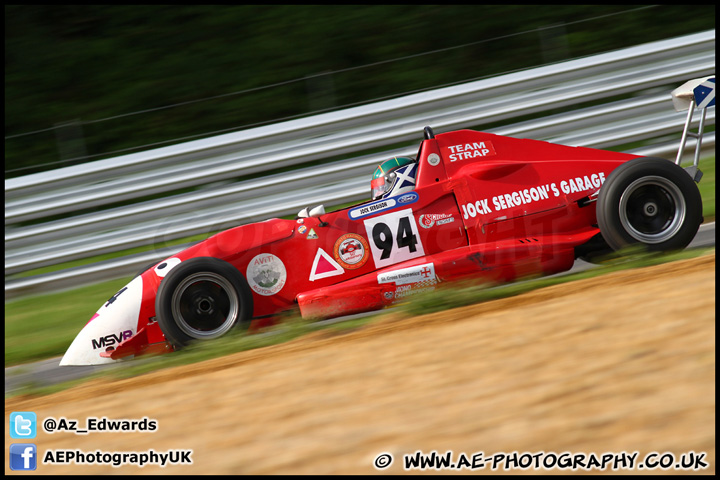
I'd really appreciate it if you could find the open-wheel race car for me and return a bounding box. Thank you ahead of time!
[61,76,714,366]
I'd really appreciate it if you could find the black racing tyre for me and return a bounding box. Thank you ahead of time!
[156,257,253,349]
[596,157,702,252]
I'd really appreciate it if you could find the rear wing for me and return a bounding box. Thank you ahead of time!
[671,76,715,181]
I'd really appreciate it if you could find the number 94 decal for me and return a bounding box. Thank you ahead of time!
[363,208,425,268]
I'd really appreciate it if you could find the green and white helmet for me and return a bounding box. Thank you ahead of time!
[371,156,417,200]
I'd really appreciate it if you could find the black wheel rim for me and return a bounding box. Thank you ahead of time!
[171,272,239,339]
[619,176,685,244]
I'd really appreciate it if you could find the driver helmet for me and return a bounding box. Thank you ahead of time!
[371,156,417,200]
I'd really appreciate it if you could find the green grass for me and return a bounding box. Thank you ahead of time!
[692,156,715,220]
[4,277,131,366]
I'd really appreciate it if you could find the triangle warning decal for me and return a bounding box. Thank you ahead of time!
[309,248,344,281]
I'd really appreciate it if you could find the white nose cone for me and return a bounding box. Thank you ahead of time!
[60,276,144,366]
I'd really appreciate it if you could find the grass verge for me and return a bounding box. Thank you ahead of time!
[6,246,714,399]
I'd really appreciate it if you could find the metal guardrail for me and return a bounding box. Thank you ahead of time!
[5,30,715,297]
[6,34,715,221]
[6,30,714,198]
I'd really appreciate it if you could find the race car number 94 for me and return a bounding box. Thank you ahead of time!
[363,208,425,268]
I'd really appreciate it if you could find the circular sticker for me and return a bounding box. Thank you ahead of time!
[154,257,182,278]
[427,153,441,166]
[333,233,370,270]
[246,254,287,296]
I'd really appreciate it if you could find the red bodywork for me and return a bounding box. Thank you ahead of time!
[107,129,639,359]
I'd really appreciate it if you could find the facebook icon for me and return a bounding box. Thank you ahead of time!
[10,444,37,471]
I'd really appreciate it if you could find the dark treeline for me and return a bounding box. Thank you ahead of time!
[5,5,715,176]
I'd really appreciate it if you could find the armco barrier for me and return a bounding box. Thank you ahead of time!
[5,30,715,297]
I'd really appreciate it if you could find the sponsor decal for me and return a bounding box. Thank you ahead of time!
[247,254,287,296]
[419,213,455,229]
[363,208,425,268]
[297,218,304,224]
[377,262,436,285]
[348,192,419,220]
[333,233,370,270]
[377,262,438,300]
[91,330,133,350]
[393,279,437,299]
[309,248,344,281]
[397,192,418,204]
[298,225,307,235]
[447,141,496,162]
[307,228,319,240]
[555,173,606,196]
[104,286,127,307]
[427,153,441,166]
[461,172,607,219]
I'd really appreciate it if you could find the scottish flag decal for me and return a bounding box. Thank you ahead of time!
[693,77,715,109]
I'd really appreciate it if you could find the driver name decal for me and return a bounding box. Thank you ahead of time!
[247,254,287,296]
[447,141,496,162]
[348,192,419,220]
[462,172,607,218]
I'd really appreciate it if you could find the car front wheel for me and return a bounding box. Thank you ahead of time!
[156,257,253,349]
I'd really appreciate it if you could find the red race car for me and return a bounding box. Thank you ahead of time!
[61,76,712,365]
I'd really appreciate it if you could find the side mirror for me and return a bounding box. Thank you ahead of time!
[309,205,325,217]
[297,205,326,218]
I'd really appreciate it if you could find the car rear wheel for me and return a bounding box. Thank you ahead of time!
[156,257,253,349]
[596,157,702,252]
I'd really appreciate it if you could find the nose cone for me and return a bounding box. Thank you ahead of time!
[60,276,143,366]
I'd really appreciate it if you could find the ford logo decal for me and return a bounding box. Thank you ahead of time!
[398,193,418,204]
